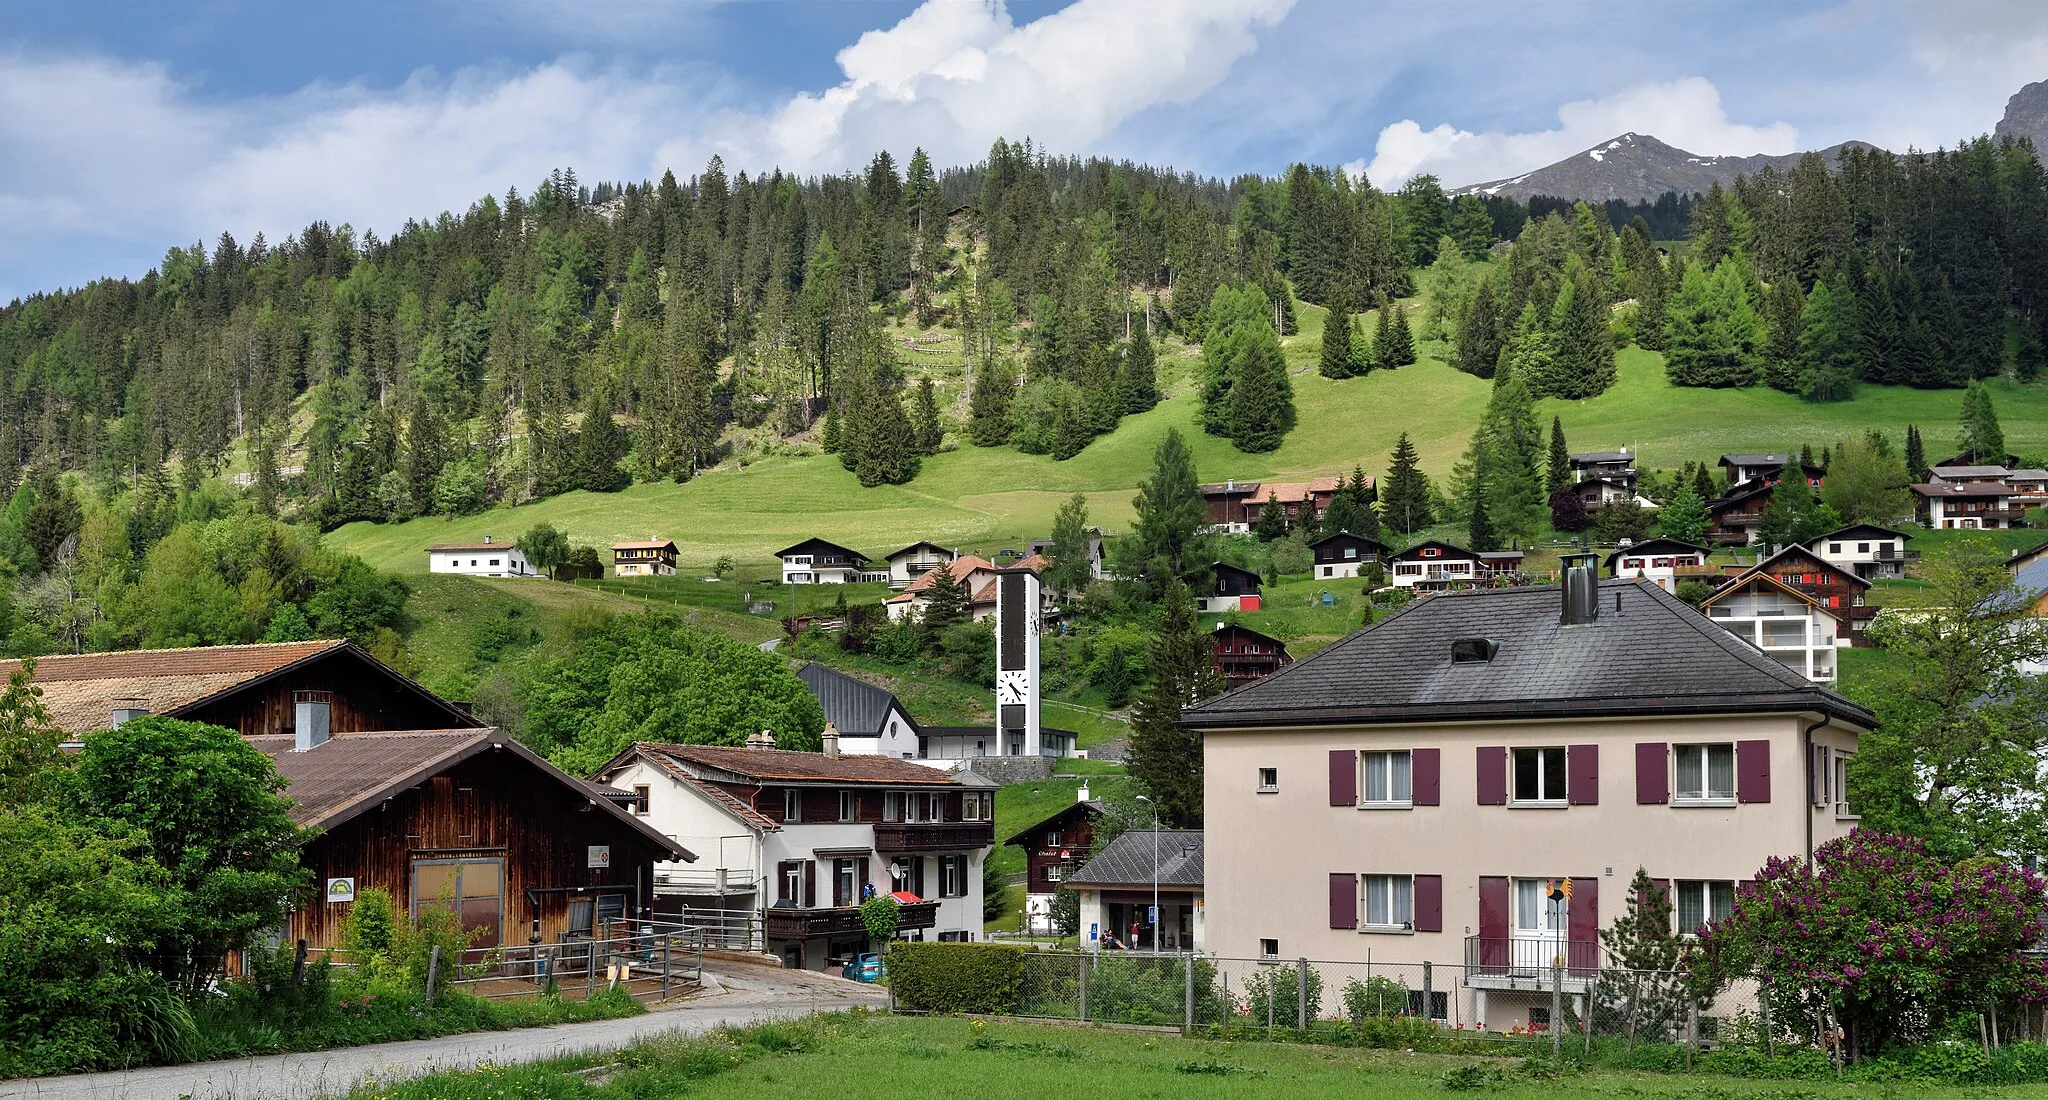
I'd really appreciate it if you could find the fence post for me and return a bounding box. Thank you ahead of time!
[292,939,307,987]
[1077,953,1089,1023]
[1296,958,1309,1030]
[1550,963,1564,1057]
[1184,953,1195,1034]
[426,945,441,1006]
[1760,976,1773,1057]
[1422,962,1434,1027]
[586,942,595,999]
[662,934,672,1001]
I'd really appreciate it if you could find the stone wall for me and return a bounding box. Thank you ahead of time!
[961,756,1055,784]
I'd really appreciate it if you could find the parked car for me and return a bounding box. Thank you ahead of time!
[841,952,885,983]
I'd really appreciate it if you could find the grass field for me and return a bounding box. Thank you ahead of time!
[359,1012,2048,1100]
[326,295,2048,573]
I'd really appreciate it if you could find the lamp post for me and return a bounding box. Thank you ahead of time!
[1136,795,1159,953]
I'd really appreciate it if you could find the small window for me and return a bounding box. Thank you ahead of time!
[1363,874,1413,928]
[1512,747,1567,804]
[1528,1005,1551,1029]
[939,854,967,898]
[1855,543,1868,554]
[783,789,802,823]
[1675,880,1735,935]
[884,791,903,822]
[489,558,501,566]
[1834,753,1854,818]
[1257,767,1278,792]
[1360,751,1411,805]
[1674,744,1736,802]
[1450,638,1498,664]
[632,784,650,815]
[1046,829,1063,847]
[779,861,803,904]
[1344,547,1357,559]
[1830,543,1843,554]
[839,791,855,822]
[1259,938,1280,959]
[1045,864,1063,883]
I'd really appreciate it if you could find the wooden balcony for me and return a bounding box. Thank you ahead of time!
[764,900,938,940]
[873,821,995,852]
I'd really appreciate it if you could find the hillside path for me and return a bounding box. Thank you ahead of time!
[1,966,881,1100]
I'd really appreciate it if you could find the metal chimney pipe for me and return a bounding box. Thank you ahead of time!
[1560,552,1600,625]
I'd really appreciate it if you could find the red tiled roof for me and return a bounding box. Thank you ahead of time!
[648,742,959,785]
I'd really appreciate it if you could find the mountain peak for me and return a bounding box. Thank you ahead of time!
[1449,133,1871,204]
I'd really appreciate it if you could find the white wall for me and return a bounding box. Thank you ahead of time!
[428,548,533,578]
[601,760,762,897]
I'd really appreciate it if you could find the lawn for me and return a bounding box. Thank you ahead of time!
[324,296,2048,572]
[355,1012,2048,1100]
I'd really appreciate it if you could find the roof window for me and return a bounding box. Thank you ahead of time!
[1450,638,1499,664]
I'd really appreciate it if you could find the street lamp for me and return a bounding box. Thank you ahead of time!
[1135,795,1159,953]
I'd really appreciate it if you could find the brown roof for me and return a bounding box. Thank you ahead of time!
[612,539,678,550]
[1,641,345,736]
[426,542,517,553]
[646,742,959,785]
[1912,481,2019,498]
[600,747,782,830]
[888,554,996,603]
[250,729,691,858]
[1255,477,1341,503]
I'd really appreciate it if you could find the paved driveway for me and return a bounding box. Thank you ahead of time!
[1,967,883,1100]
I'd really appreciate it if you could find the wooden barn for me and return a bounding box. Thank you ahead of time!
[257,729,690,950]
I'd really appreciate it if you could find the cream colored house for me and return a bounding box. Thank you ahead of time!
[1185,559,1874,1032]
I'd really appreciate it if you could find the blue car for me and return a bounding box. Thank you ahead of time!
[842,952,886,982]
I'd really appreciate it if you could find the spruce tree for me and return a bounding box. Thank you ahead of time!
[1382,432,1433,535]
[1545,416,1572,497]
[912,376,943,455]
[1958,381,2006,463]
[967,358,1016,447]
[1224,319,1293,453]
[1254,491,1289,541]
[1761,276,1806,393]
[1905,424,1927,480]
[1349,315,1375,375]
[849,381,922,487]
[1110,427,1212,596]
[1045,494,1094,602]
[1347,467,1382,540]
[1468,471,1496,552]
[1454,278,1503,378]
[1540,260,1616,398]
[1385,298,1417,366]
[1692,463,1718,502]
[1801,443,1815,466]
[1591,869,1688,1038]
[1372,298,1396,371]
[920,560,970,631]
[1317,297,1354,379]
[1051,387,1089,461]
[1127,579,1223,827]
[1117,324,1159,413]
[1797,280,1861,403]
[575,386,628,492]
[1469,374,1545,543]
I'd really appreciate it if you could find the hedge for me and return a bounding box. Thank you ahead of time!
[885,942,1025,1014]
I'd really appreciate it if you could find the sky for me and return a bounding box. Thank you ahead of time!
[7,0,2048,304]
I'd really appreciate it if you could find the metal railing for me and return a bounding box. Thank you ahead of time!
[321,918,706,1004]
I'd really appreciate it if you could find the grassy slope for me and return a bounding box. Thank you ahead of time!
[327,297,2048,573]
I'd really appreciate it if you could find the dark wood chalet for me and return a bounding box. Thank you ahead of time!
[1210,623,1291,685]
[259,730,687,951]
[1723,544,1876,644]
[1309,531,1391,579]
[611,538,679,577]
[1705,481,1777,545]
[1003,797,1102,904]
[1719,453,1826,489]
[0,640,481,739]
[1200,562,1264,612]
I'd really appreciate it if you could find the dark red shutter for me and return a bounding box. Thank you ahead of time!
[1737,740,1772,803]
[1476,746,1507,805]
[1567,876,1599,975]
[1477,876,1509,968]
[1567,744,1599,805]
[1635,742,1669,804]
[1413,875,1443,932]
[1329,873,1357,929]
[1412,748,1441,806]
[1328,750,1356,806]
[803,861,816,907]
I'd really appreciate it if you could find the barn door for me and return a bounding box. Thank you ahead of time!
[411,857,504,950]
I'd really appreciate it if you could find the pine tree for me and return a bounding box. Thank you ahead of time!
[911,377,943,455]
[1761,276,1806,393]
[1654,486,1710,543]
[1045,493,1094,602]
[848,382,922,487]
[920,560,970,631]
[1317,297,1354,379]
[1371,298,1396,371]
[1468,374,1545,543]
[1382,432,1433,535]
[1797,280,1861,403]
[1117,323,1159,413]
[1110,427,1212,595]
[1498,301,1558,386]
[968,358,1016,447]
[1958,381,2006,463]
[1254,491,1289,541]
[1468,471,1496,552]
[1385,298,1417,366]
[1454,277,1503,378]
[1591,869,1688,1038]
[1905,423,1927,480]
[575,386,628,492]
[1545,416,1572,497]
[1801,443,1815,466]
[1538,260,1616,398]
[1127,578,1224,827]
[1050,387,1089,461]
[822,405,843,452]
[1349,315,1375,375]
[1693,463,1718,502]
[1224,319,1293,453]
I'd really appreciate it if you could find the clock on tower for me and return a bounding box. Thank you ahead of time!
[997,670,1030,705]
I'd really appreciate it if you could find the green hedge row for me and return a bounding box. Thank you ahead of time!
[885,942,1025,1014]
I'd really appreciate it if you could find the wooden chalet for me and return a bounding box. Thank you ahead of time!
[1210,623,1291,685]
[1388,541,1483,590]
[1719,544,1876,645]
[1719,453,1825,489]
[1003,795,1103,934]
[1,640,481,739]
[1198,476,1356,532]
[1200,562,1263,613]
[1704,480,1777,545]
[1309,531,1391,580]
[611,538,679,577]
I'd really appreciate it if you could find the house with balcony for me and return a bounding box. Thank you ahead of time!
[1388,541,1482,590]
[1310,531,1391,580]
[1805,524,1914,580]
[1699,573,1843,682]
[777,538,878,584]
[1185,561,1873,1031]
[1914,480,2029,529]
[1568,476,1658,513]
[1478,550,1527,580]
[1200,562,1264,613]
[1212,623,1292,686]
[611,538,678,577]
[882,542,956,589]
[1068,830,1205,952]
[1568,450,1637,489]
[1004,792,1103,935]
[884,554,1000,621]
[1727,544,1875,644]
[1199,476,1355,534]
[1704,480,1777,545]
[1718,453,1823,489]
[590,737,994,970]
[1604,539,1712,593]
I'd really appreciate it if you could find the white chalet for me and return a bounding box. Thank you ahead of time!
[424,537,534,578]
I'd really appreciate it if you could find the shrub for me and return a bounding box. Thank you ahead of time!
[885,942,1025,1014]
[1341,974,1410,1021]
[1238,962,1322,1025]
[861,895,901,942]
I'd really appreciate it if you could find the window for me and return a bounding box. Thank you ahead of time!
[1829,543,1843,554]
[1675,880,1735,935]
[1856,543,1868,554]
[779,861,804,905]
[833,858,862,907]
[1257,767,1278,792]
[1514,878,1568,934]
[1344,547,1358,560]
[939,855,968,898]
[1512,747,1567,804]
[1362,874,1413,929]
[1259,938,1280,958]
[839,791,856,822]
[632,785,650,815]
[1361,751,1412,805]
[1674,744,1736,803]
[1834,752,1855,817]
[783,789,802,823]
[1045,829,1063,847]
[884,791,903,822]
[1045,864,1064,883]
[967,792,991,821]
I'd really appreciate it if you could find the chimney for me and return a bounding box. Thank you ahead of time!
[483,535,492,544]
[821,722,841,758]
[1561,552,1600,626]
[111,699,149,727]
[1077,784,1091,803]
[294,690,332,751]
[747,728,776,749]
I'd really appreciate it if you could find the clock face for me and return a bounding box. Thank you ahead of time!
[997,670,1030,704]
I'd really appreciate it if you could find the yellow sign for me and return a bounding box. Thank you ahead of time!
[1561,877,1573,900]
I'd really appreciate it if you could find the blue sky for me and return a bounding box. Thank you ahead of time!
[5,0,2048,303]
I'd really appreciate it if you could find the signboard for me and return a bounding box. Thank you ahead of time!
[1089,922,1099,942]
[325,877,356,903]
[1148,905,1158,924]
[587,845,612,869]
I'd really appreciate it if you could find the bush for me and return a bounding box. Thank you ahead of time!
[1341,974,1410,1021]
[885,942,1025,1014]
[1238,962,1322,1025]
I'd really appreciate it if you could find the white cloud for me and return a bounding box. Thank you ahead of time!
[1354,77,1799,188]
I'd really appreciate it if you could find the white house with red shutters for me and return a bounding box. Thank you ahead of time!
[1187,558,1873,1032]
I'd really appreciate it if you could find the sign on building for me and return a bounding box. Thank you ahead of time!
[587,845,611,869]
[325,877,356,903]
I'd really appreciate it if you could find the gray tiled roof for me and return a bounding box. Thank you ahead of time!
[798,662,906,738]
[1183,578,1875,730]
[1067,829,1203,889]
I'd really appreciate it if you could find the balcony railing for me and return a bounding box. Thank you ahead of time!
[763,900,938,940]
[874,821,995,852]
[1464,934,1600,981]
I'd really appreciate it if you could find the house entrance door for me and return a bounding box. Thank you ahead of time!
[1511,878,1567,974]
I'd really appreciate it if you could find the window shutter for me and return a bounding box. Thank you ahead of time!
[1329,873,1357,929]
[1412,748,1441,806]
[1413,875,1443,932]
[803,861,816,907]
[1477,876,1509,969]
[1328,750,1356,806]
[1566,875,1599,975]
[1736,740,1772,803]
[1476,746,1507,805]
[1635,742,1669,804]
[1567,744,1599,805]
[1810,744,1828,807]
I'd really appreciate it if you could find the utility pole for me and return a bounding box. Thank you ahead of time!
[1137,794,1160,953]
